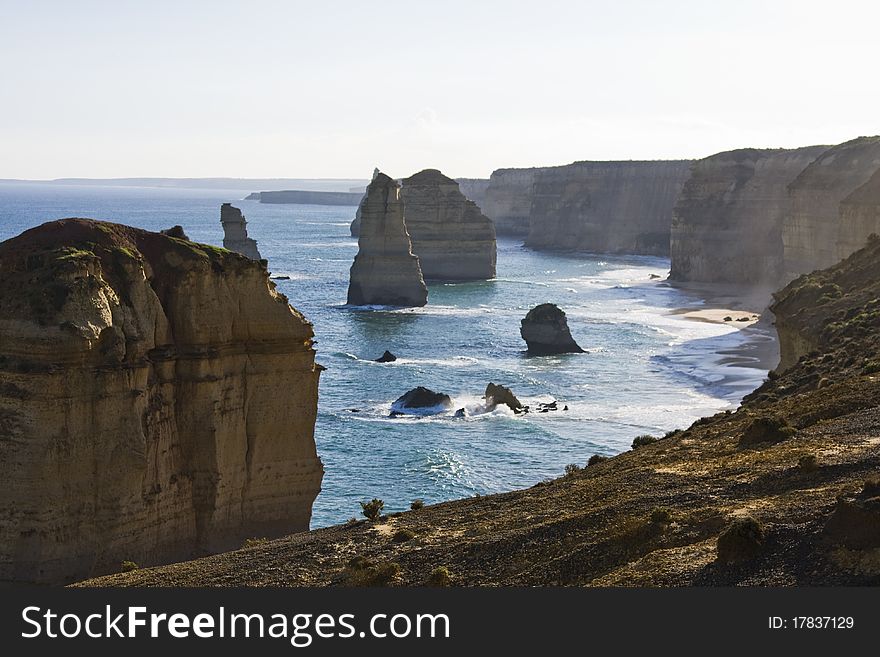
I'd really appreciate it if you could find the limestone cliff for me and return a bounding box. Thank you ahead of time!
[782,136,880,282]
[347,173,428,306]
[220,203,262,260]
[670,146,828,285]
[837,167,880,260]
[455,178,490,214]
[525,161,692,255]
[482,168,543,236]
[0,219,323,583]
[400,169,496,280]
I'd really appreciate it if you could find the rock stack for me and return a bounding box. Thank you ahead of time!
[221,203,262,260]
[350,168,380,236]
[347,172,428,307]
[401,169,496,280]
[520,303,584,355]
[0,219,323,583]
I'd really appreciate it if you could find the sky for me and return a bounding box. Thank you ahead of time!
[1,0,878,179]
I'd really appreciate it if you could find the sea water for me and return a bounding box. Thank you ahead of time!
[0,182,773,527]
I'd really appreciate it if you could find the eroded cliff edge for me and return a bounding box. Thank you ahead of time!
[84,238,880,587]
[525,160,692,255]
[670,146,828,285]
[0,219,324,584]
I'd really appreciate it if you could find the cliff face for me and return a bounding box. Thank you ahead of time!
[0,219,323,584]
[482,168,543,236]
[670,146,828,285]
[347,173,428,306]
[782,136,880,282]
[455,178,490,214]
[525,161,692,255]
[220,203,262,260]
[401,169,496,280]
[837,168,880,260]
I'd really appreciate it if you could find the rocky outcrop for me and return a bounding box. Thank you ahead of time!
[375,350,397,363]
[401,169,496,280]
[837,167,880,260]
[525,161,692,255]
[350,168,380,237]
[520,304,584,355]
[782,136,880,282]
[220,203,262,260]
[390,387,453,416]
[347,173,428,307]
[0,219,323,583]
[484,383,524,413]
[482,168,543,236]
[670,146,828,285]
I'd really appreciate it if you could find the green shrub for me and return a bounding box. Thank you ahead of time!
[650,507,674,524]
[862,361,880,375]
[360,498,385,521]
[564,463,582,476]
[391,529,415,543]
[427,566,452,587]
[716,516,765,563]
[632,434,658,449]
[797,453,819,473]
[587,454,608,466]
[410,499,425,511]
[120,560,139,573]
[345,558,401,587]
[739,416,796,446]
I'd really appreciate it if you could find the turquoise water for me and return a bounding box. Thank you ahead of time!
[0,182,771,527]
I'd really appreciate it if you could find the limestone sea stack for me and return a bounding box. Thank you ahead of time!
[782,136,880,282]
[670,146,828,286]
[350,167,380,236]
[221,203,262,260]
[401,169,497,280]
[0,219,323,583]
[525,161,692,256]
[347,173,428,307]
[520,303,584,355]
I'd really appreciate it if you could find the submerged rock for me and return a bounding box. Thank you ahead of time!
[375,350,397,363]
[390,386,453,415]
[347,173,428,307]
[220,203,262,260]
[484,382,524,413]
[520,303,584,355]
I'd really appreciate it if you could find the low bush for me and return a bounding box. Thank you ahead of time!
[587,454,608,466]
[716,516,765,563]
[360,498,385,521]
[632,434,658,449]
[410,499,425,511]
[427,566,452,587]
[120,560,139,573]
[391,529,415,543]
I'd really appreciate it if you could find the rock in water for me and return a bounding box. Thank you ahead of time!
[0,219,323,583]
[484,382,524,413]
[221,203,262,260]
[520,303,584,355]
[391,387,453,415]
[350,167,379,236]
[401,169,497,280]
[347,172,428,307]
[375,350,397,363]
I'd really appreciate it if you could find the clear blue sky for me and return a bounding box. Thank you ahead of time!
[1,0,877,179]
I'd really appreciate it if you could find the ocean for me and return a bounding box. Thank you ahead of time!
[0,182,773,528]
